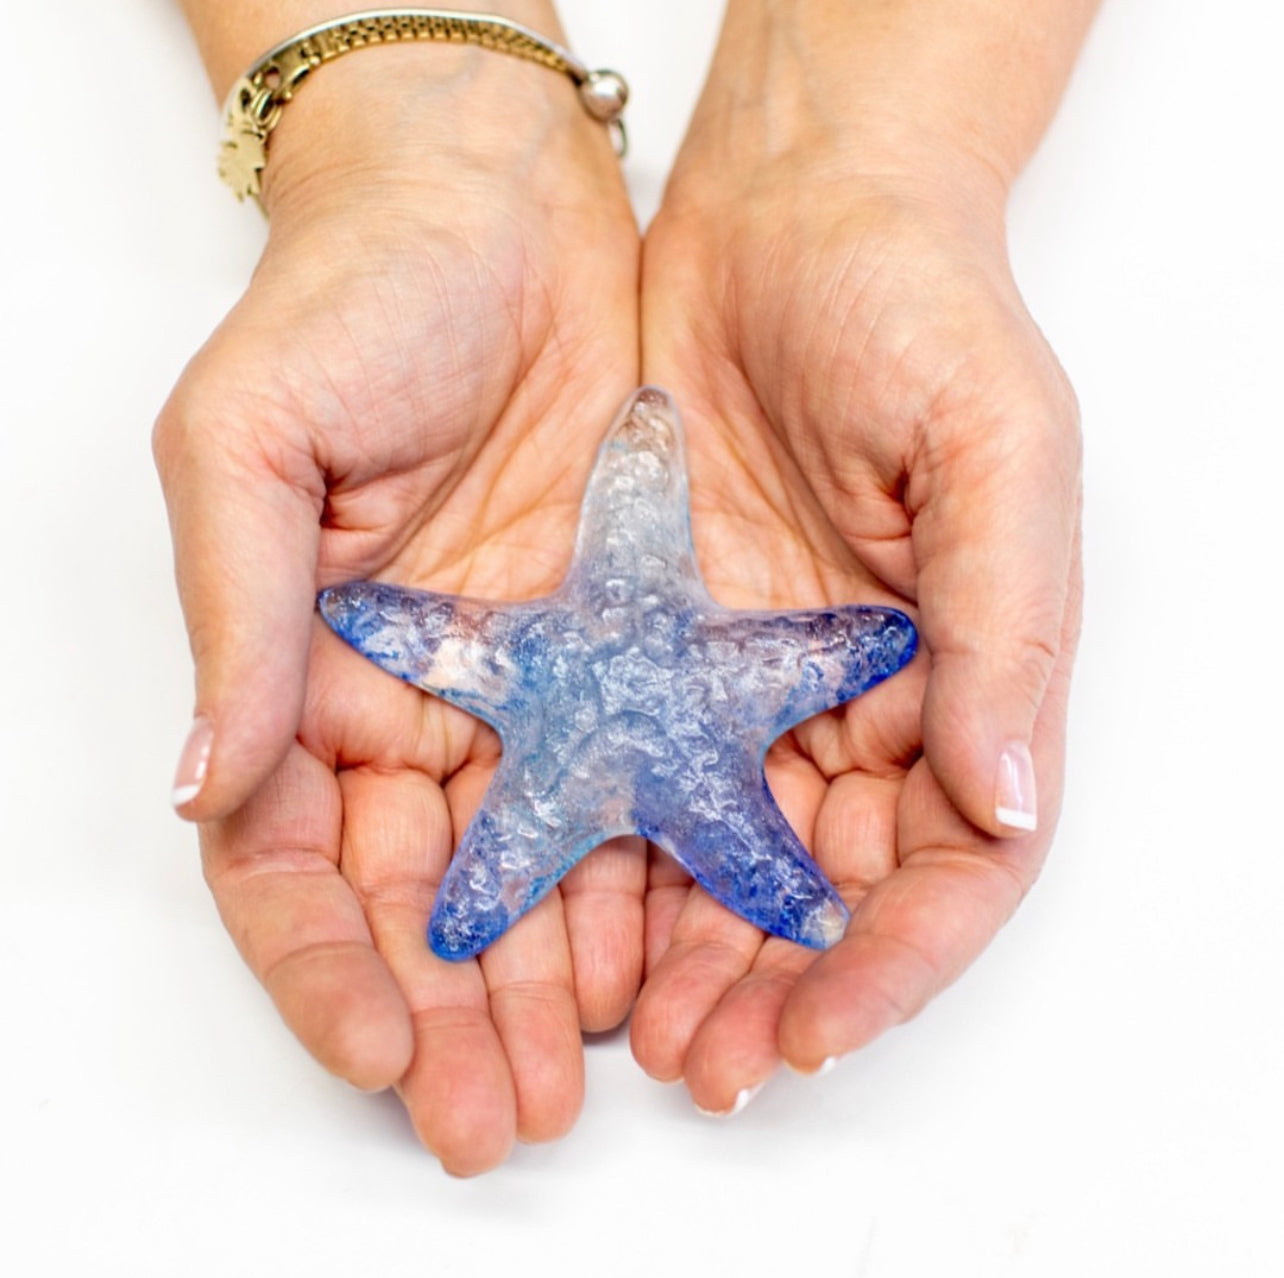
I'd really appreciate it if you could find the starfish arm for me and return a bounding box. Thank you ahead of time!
[318,580,542,729]
[563,387,705,598]
[637,754,849,950]
[429,756,632,960]
[698,604,918,738]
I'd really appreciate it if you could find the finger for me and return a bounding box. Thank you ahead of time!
[777,776,1028,1070]
[642,846,694,976]
[912,380,1080,837]
[559,835,648,1032]
[202,742,414,1092]
[630,738,830,1084]
[482,893,585,1146]
[794,654,926,779]
[682,940,812,1114]
[629,887,764,1083]
[436,733,586,1147]
[779,570,1081,1069]
[339,763,516,1176]
[680,768,901,1108]
[155,351,323,822]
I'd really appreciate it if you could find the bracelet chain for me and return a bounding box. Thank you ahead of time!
[218,8,625,205]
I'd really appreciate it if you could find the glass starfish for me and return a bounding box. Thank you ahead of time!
[319,388,917,960]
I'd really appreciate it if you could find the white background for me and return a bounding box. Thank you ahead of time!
[2,1,1281,1274]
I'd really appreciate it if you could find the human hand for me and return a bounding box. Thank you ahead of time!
[631,50,1082,1111]
[154,42,640,1172]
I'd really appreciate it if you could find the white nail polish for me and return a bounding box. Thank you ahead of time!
[696,1081,764,1118]
[785,1055,840,1077]
[995,742,1038,832]
[171,716,214,808]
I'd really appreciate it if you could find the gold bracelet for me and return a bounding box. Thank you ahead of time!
[218,8,629,205]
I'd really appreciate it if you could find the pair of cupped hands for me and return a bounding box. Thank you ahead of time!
[154,46,1081,1175]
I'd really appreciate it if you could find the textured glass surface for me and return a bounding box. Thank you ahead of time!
[319,388,917,959]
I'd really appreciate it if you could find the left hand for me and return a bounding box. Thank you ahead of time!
[631,143,1082,1113]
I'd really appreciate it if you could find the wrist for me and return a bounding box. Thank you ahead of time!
[185,3,631,221]
[236,37,639,337]
[256,39,603,221]
[663,116,1010,267]
[679,0,1096,228]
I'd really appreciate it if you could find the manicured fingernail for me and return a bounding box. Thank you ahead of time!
[696,1082,763,1118]
[995,741,1037,832]
[785,1055,840,1077]
[171,716,213,808]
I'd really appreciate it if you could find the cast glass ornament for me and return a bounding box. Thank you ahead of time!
[319,388,917,959]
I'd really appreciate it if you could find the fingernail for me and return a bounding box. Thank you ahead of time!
[171,716,214,808]
[995,741,1037,832]
[785,1055,840,1077]
[696,1082,763,1118]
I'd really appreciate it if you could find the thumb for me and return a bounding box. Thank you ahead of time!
[154,391,323,821]
[912,405,1080,838]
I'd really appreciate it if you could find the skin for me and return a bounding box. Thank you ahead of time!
[159,0,643,1175]
[157,0,1095,1167]
[630,0,1095,1110]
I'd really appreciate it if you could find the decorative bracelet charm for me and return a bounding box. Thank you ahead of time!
[218,8,629,205]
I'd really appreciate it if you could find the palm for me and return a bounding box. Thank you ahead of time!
[633,179,1081,1108]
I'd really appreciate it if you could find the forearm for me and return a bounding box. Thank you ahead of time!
[691,0,1100,197]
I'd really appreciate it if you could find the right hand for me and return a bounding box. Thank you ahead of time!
[153,46,641,1174]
